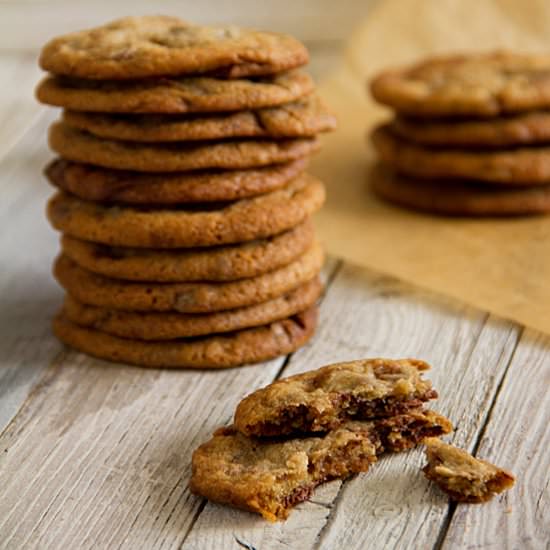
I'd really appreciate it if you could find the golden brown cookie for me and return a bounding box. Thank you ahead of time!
[371,164,550,216]
[53,306,318,369]
[49,122,320,172]
[371,51,550,118]
[234,358,437,436]
[391,111,550,148]
[61,277,322,340]
[60,221,314,282]
[53,243,324,313]
[39,16,309,79]
[36,71,314,114]
[423,438,515,503]
[372,124,550,185]
[190,409,452,521]
[45,157,307,204]
[47,175,325,248]
[61,96,336,141]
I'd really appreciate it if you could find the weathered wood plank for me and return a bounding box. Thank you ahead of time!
[0,110,61,432]
[0,259,339,550]
[442,328,550,550]
[0,53,45,163]
[182,264,521,550]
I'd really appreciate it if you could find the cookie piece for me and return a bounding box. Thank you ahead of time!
[61,277,322,340]
[391,112,550,148]
[39,16,308,79]
[62,96,336,141]
[190,409,452,521]
[47,175,325,248]
[234,358,436,437]
[53,306,318,369]
[49,122,320,172]
[372,124,550,185]
[60,221,314,282]
[53,243,323,313]
[36,71,314,114]
[371,165,550,216]
[46,157,307,204]
[423,438,515,503]
[371,52,550,118]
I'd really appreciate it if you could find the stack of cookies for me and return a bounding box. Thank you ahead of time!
[369,52,550,216]
[190,358,453,521]
[36,16,336,368]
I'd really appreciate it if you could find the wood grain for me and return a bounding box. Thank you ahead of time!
[442,328,550,550]
[182,264,521,550]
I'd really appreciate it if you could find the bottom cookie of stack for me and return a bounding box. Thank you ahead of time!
[54,306,318,369]
[371,164,550,216]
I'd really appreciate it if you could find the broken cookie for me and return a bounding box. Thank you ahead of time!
[234,358,437,437]
[423,438,515,503]
[190,409,452,521]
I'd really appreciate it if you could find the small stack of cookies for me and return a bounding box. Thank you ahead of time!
[190,358,453,521]
[36,16,336,368]
[370,52,550,216]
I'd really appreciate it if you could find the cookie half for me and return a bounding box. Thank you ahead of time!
[371,165,550,216]
[39,16,309,79]
[47,175,325,248]
[53,306,318,369]
[62,96,336,141]
[45,157,307,204]
[53,243,324,313]
[391,112,550,148]
[372,124,550,185]
[36,71,314,114]
[60,221,314,282]
[49,122,319,172]
[371,51,550,117]
[61,277,322,340]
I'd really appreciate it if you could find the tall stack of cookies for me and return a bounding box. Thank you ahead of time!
[369,52,550,216]
[36,16,335,368]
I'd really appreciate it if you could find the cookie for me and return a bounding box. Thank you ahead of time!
[49,122,320,172]
[36,71,314,114]
[60,221,314,282]
[53,243,323,313]
[39,16,309,79]
[371,51,550,118]
[372,124,550,185]
[53,306,318,369]
[45,157,307,204]
[391,112,550,148]
[423,438,515,503]
[190,409,452,521]
[234,358,436,437]
[47,175,325,248]
[61,277,322,340]
[62,96,336,141]
[371,165,550,216]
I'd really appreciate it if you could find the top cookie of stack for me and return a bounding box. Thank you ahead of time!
[369,52,550,216]
[37,16,336,369]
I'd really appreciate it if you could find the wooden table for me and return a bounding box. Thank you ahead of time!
[0,48,549,550]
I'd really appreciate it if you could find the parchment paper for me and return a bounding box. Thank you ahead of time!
[311,0,550,334]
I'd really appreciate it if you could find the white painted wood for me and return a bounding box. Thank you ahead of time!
[0,0,374,50]
[442,328,550,550]
[182,264,521,550]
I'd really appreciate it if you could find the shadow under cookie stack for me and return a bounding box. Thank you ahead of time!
[36,16,335,368]
[369,52,550,216]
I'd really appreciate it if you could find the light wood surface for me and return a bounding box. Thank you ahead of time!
[0,40,548,550]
